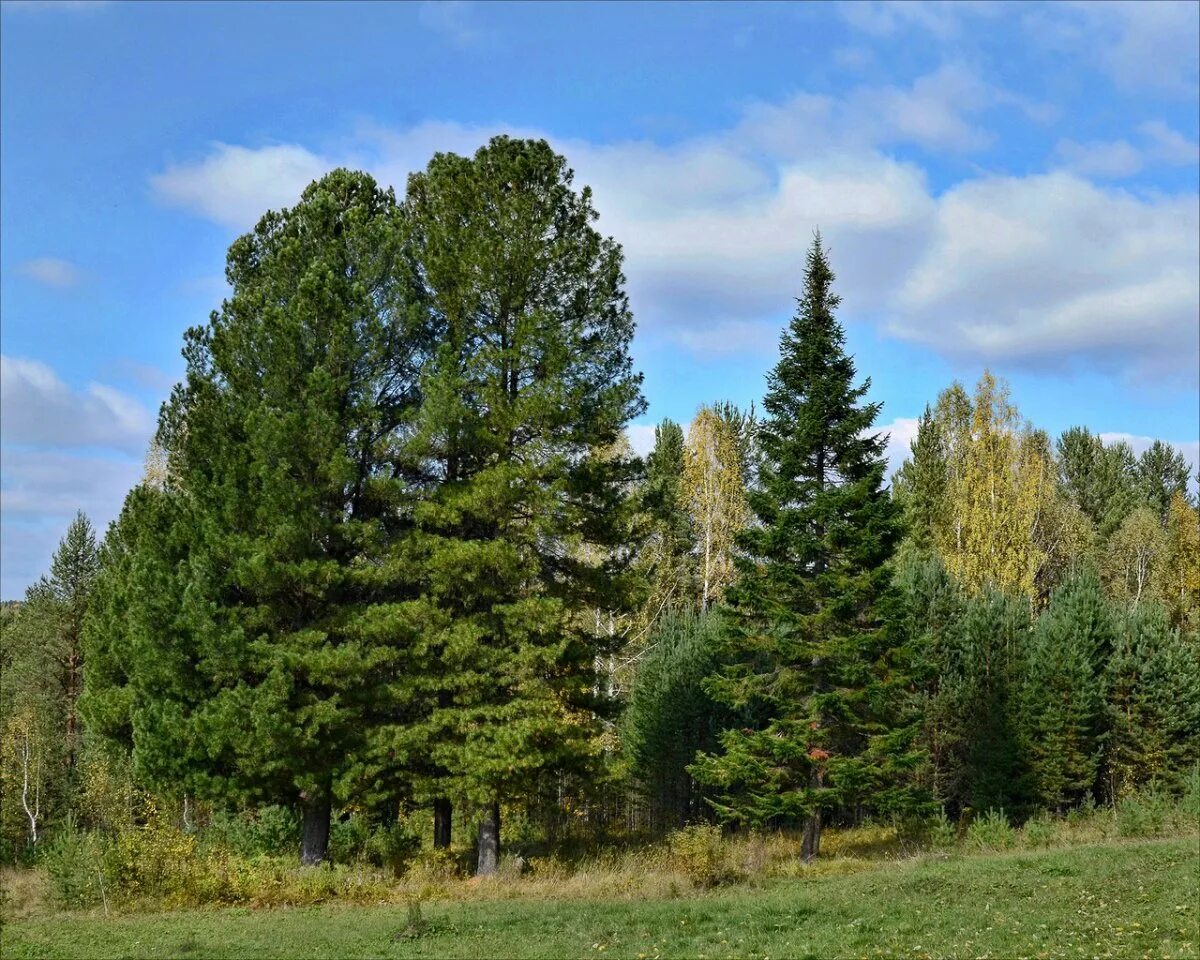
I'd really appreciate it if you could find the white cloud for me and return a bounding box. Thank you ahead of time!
[146,65,1198,380]
[839,1,999,40]
[151,143,330,229]
[16,257,82,287]
[1139,120,1200,165]
[0,452,140,599]
[625,424,658,459]
[890,174,1199,381]
[0,355,155,454]
[1027,1,1200,96]
[876,417,922,481]
[1054,138,1144,179]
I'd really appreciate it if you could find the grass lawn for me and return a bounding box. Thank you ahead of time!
[3,838,1197,959]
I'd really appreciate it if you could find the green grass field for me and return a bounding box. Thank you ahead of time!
[3,838,1197,959]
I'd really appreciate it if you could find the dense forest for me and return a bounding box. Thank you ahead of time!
[2,137,1198,882]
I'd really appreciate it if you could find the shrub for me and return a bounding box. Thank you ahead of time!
[363,820,421,876]
[667,823,731,887]
[44,818,107,909]
[1116,789,1173,837]
[1020,813,1056,848]
[965,809,1016,851]
[205,805,299,858]
[926,808,957,851]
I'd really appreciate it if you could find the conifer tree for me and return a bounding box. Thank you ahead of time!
[392,137,644,873]
[622,610,728,832]
[691,237,913,861]
[893,405,948,552]
[1057,428,1137,540]
[1104,603,1200,799]
[1020,573,1111,811]
[1136,440,1193,518]
[88,170,428,865]
[633,420,697,641]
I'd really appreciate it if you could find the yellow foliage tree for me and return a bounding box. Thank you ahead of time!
[682,406,750,609]
[935,372,1069,599]
[1160,492,1200,629]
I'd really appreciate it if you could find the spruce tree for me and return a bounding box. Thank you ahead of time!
[893,405,948,552]
[691,236,913,861]
[637,419,697,632]
[393,137,645,873]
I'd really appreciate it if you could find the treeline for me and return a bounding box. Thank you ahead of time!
[2,137,1197,875]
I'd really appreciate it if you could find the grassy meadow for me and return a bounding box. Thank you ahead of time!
[3,832,1197,959]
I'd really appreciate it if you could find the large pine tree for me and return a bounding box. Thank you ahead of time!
[391,137,645,873]
[86,170,429,865]
[691,236,915,861]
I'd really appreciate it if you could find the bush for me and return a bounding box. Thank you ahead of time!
[926,808,957,851]
[44,818,107,909]
[204,805,299,858]
[1020,813,1056,848]
[1116,789,1174,837]
[965,809,1016,851]
[363,820,421,876]
[667,823,731,887]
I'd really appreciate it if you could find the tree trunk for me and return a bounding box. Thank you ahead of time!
[300,792,331,866]
[800,809,822,863]
[476,800,500,876]
[433,797,452,849]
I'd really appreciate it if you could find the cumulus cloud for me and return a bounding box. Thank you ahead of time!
[0,355,155,454]
[151,143,330,229]
[625,424,658,459]
[1053,121,1198,179]
[146,65,1198,381]
[16,257,82,287]
[890,174,1198,381]
[1027,1,1200,96]
[876,417,922,482]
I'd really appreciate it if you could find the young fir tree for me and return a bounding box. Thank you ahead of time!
[392,137,645,873]
[1020,572,1112,811]
[946,589,1033,814]
[89,170,429,865]
[622,610,729,833]
[1104,603,1200,800]
[691,236,915,861]
[632,419,697,642]
[892,405,948,552]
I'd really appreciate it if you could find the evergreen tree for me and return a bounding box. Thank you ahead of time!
[89,170,428,865]
[1136,440,1193,518]
[393,137,645,873]
[1104,603,1200,800]
[691,237,914,861]
[893,404,948,552]
[622,610,729,833]
[1020,573,1111,811]
[1056,428,1137,541]
[635,419,696,635]
[948,589,1033,814]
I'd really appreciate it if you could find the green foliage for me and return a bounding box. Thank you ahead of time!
[622,610,728,832]
[1136,440,1193,519]
[965,809,1016,850]
[391,136,645,831]
[1020,572,1112,810]
[692,236,916,841]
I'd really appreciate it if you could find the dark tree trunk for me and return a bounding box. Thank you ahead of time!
[433,797,452,849]
[476,800,500,876]
[300,793,331,866]
[801,810,822,863]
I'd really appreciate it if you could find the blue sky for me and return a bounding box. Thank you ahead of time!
[2,0,1198,598]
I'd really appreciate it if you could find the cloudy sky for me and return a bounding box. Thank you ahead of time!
[1,0,1198,598]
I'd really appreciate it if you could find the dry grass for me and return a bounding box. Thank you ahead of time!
[0,865,51,920]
